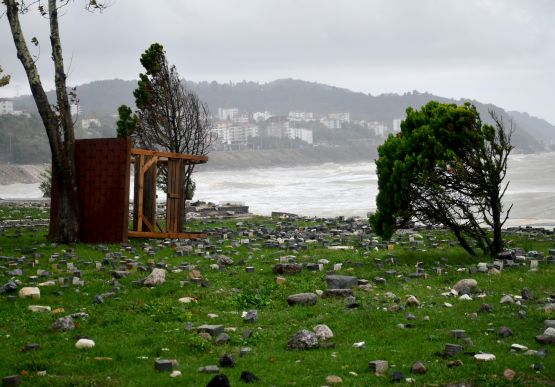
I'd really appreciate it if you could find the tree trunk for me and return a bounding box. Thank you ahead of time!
[5,0,80,243]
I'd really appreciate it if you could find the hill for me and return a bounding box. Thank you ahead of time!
[6,79,552,165]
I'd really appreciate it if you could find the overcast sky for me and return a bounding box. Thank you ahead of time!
[1,0,554,123]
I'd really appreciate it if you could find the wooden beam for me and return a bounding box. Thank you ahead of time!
[137,154,144,232]
[128,231,207,239]
[131,148,208,163]
[142,155,159,172]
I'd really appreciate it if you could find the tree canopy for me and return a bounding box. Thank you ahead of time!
[371,101,513,257]
[0,65,10,87]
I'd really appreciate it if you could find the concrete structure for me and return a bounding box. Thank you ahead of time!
[218,107,239,121]
[393,118,402,133]
[287,127,313,144]
[329,112,351,123]
[288,111,316,122]
[253,111,274,122]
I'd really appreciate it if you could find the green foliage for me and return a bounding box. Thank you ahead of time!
[371,101,512,256]
[234,288,272,309]
[0,65,10,87]
[116,105,138,138]
[38,168,51,198]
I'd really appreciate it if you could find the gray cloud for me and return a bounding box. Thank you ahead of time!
[1,0,554,122]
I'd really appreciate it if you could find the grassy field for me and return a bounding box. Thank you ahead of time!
[0,206,554,386]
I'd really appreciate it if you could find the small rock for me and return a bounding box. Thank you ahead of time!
[206,374,230,387]
[410,361,427,374]
[406,295,420,307]
[215,333,230,345]
[51,316,75,331]
[170,370,181,378]
[287,293,318,306]
[219,354,235,368]
[326,275,358,289]
[28,305,51,313]
[178,297,196,304]
[459,294,473,301]
[239,371,259,383]
[313,324,334,340]
[503,368,516,381]
[1,375,21,387]
[500,295,514,304]
[242,310,257,323]
[325,375,342,384]
[474,353,496,361]
[75,338,95,349]
[390,371,404,382]
[498,326,513,338]
[143,268,166,286]
[510,343,528,352]
[18,287,40,299]
[198,365,220,373]
[368,360,388,374]
[155,359,174,372]
[287,329,319,350]
[453,279,478,295]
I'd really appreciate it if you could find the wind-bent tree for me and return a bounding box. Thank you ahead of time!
[118,43,214,199]
[4,0,106,242]
[371,101,513,257]
[0,65,10,87]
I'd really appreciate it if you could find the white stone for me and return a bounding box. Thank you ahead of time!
[313,324,334,340]
[459,294,473,301]
[170,370,182,378]
[18,287,40,299]
[352,341,365,348]
[543,327,555,337]
[75,339,95,349]
[511,343,528,351]
[444,302,453,308]
[474,353,496,361]
[28,305,51,313]
[178,297,196,304]
[143,268,166,286]
[38,280,56,287]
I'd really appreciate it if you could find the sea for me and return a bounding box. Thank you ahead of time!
[1,152,554,228]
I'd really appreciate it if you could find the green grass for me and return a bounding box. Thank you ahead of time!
[0,207,554,386]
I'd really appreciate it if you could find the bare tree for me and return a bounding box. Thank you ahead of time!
[120,43,215,198]
[3,0,106,243]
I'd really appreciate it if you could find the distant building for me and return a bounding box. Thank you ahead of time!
[212,123,259,145]
[81,118,102,129]
[392,118,402,133]
[0,98,14,115]
[366,121,389,137]
[287,127,313,144]
[253,111,274,122]
[288,111,316,122]
[266,118,290,138]
[71,104,82,117]
[329,112,350,123]
[218,107,239,121]
[320,117,342,129]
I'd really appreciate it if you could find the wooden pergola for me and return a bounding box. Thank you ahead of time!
[129,148,208,239]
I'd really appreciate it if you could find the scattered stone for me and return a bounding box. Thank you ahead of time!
[240,347,252,357]
[390,371,404,383]
[521,288,533,300]
[28,305,51,313]
[444,344,463,356]
[275,276,286,285]
[287,329,319,350]
[453,279,478,295]
[410,361,427,374]
[198,365,220,373]
[479,303,492,313]
[498,326,513,338]
[500,295,514,304]
[510,343,528,352]
[313,324,334,340]
[474,353,496,361]
[143,268,166,286]
[325,375,342,384]
[272,263,302,275]
[368,360,388,374]
[239,371,259,383]
[242,310,257,323]
[75,338,95,349]
[447,360,463,368]
[197,325,224,336]
[287,293,318,306]
[206,374,230,387]
[322,289,353,298]
[154,359,174,372]
[23,343,40,352]
[51,316,75,331]
[178,297,196,304]
[1,375,21,387]
[459,294,473,301]
[170,370,182,378]
[216,255,233,266]
[406,295,420,307]
[219,354,235,368]
[18,287,40,299]
[503,368,516,381]
[326,275,358,289]
[215,333,230,345]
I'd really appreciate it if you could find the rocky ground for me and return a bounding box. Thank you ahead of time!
[0,163,48,185]
[0,208,554,386]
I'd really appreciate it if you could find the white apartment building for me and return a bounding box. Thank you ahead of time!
[81,118,102,129]
[288,111,316,122]
[253,111,274,122]
[328,112,351,123]
[367,121,389,137]
[0,99,14,115]
[392,118,402,133]
[320,117,342,129]
[287,127,313,144]
[212,124,259,144]
[218,107,239,121]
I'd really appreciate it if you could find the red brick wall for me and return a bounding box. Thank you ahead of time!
[50,138,131,243]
